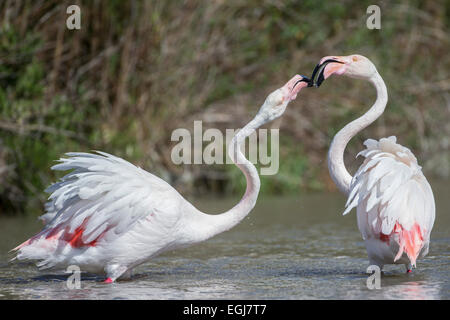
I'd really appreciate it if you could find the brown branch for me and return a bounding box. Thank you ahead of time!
[0,121,88,142]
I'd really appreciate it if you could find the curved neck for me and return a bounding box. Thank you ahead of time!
[196,114,263,239]
[328,72,388,195]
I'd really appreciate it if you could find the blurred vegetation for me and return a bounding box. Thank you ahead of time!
[0,0,449,215]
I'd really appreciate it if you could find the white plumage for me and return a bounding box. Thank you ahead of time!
[317,54,436,271]
[344,136,435,268]
[16,151,209,279]
[12,75,309,282]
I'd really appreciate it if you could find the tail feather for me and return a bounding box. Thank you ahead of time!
[15,239,55,259]
[393,222,424,267]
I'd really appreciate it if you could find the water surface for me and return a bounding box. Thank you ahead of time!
[0,181,448,300]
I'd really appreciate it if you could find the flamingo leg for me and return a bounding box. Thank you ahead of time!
[405,263,413,273]
[104,264,129,283]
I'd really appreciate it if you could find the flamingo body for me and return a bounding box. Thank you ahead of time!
[313,54,436,271]
[12,75,309,282]
[14,151,212,278]
[344,136,435,269]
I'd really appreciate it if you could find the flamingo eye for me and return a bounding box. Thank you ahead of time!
[352,56,358,62]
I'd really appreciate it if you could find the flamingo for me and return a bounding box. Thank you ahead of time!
[11,75,310,283]
[311,54,435,272]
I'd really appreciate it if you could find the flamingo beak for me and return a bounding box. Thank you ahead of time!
[293,75,312,89]
[310,58,345,87]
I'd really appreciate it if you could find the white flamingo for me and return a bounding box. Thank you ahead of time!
[12,75,310,282]
[312,54,435,272]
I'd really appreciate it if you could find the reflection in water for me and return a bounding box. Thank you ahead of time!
[0,182,448,300]
[380,279,442,300]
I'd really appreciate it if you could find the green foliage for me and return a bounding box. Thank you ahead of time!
[0,1,448,215]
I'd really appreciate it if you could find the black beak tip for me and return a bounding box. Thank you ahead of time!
[293,75,312,89]
[309,58,344,88]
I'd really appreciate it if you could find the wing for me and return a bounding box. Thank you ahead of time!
[39,197,60,225]
[344,137,435,263]
[19,151,184,250]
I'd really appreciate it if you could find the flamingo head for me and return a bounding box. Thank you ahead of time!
[311,54,377,87]
[258,74,310,121]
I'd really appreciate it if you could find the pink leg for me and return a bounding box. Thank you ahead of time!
[104,277,113,283]
[103,264,128,283]
[405,263,413,273]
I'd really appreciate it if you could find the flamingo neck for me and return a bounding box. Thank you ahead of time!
[201,115,263,238]
[327,72,388,195]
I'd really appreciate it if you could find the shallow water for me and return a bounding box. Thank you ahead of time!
[0,180,448,300]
